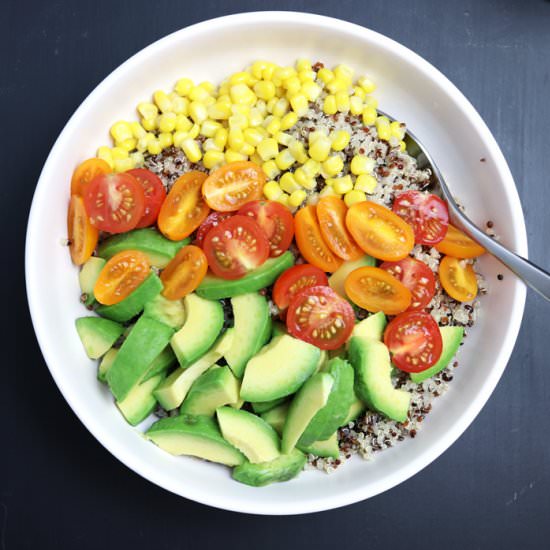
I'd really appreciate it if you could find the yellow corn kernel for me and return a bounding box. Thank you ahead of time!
[203,150,225,170]
[263,180,283,200]
[293,167,313,188]
[141,117,157,132]
[319,185,340,198]
[203,95,216,108]
[130,121,147,139]
[118,138,137,152]
[188,124,200,139]
[362,106,378,126]
[130,151,144,167]
[266,97,278,114]
[326,77,349,95]
[275,192,290,207]
[153,90,172,113]
[309,135,332,162]
[317,68,334,84]
[217,93,232,106]
[364,95,379,109]
[284,76,302,97]
[137,102,158,119]
[214,128,228,149]
[262,160,280,180]
[274,66,296,83]
[243,128,264,147]
[111,147,128,160]
[158,113,177,133]
[158,133,173,149]
[289,189,307,208]
[280,172,301,194]
[229,113,248,130]
[169,94,189,115]
[250,153,262,166]
[189,86,211,103]
[335,90,350,112]
[275,149,295,171]
[248,108,264,127]
[280,111,298,130]
[265,116,281,136]
[301,81,322,102]
[344,189,367,207]
[322,155,344,177]
[276,132,293,147]
[208,102,232,120]
[376,116,391,141]
[353,86,366,99]
[358,76,376,94]
[181,138,202,163]
[251,60,270,79]
[230,84,256,105]
[355,174,378,194]
[113,157,135,172]
[203,138,221,152]
[225,150,247,163]
[137,132,156,152]
[288,140,308,164]
[263,64,278,81]
[229,71,252,86]
[175,77,194,96]
[302,158,321,178]
[241,143,255,156]
[350,155,375,175]
[110,121,133,143]
[198,81,216,94]
[231,104,250,117]
[172,131,187,149]
[298,70,316,83]
[330,175,354,194]
[323,95,337,115]
[308,130,326,146]
[300,177,317,191]
[399,140,407,152]
[296,58,312,72]
[253,80,275,101]
[257,138,279,161]
[176,114,193,132]
[200,120,222,138]
[147,139,162,156]
[334,64,354,81]
[97,146,114,169]
[390,121,406,140]
[328,130,349,152]
[350,95,364,116]
[272,98,289,118]
[289,94,309,117]
[189,102,208,124]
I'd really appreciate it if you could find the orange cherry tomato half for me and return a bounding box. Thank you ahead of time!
[127,168,166,228]
[157,171,210,241]
[70,158,111,196]
[67,195,98,265]
[384,311,443,373]
[93,250,150,305]
[316,196,364,261]
[294,205,343,273]
[344,266,412,315]
[439,255,478,302]
[238,200,294,257]
[202,161,265,212]
[160,245,208,300]
[345,200,415,261]
[435,224,486,258]
[272,264,329,310]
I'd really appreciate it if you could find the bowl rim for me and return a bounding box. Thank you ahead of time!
[25,11,528,515]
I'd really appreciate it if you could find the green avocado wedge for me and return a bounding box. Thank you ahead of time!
[196,251,294,300]
[298,432,340,459]
[351,311,387,342]
[116,372,165,426]
[261,402,290,435]
[78,257,106,306]
[75,316,124,359]
[328,255,376,298]
[143,294,186,330]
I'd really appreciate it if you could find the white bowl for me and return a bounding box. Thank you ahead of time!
[26,12,527,514]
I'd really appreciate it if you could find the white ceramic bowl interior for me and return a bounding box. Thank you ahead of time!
[26,12,527,514]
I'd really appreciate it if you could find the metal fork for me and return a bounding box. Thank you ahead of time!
[379,110,550,301]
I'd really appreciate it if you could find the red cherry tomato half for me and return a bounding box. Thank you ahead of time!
[195,211,233,248]
[392,191,449,245]
[286,286,355,350]
[380,257,436,311]
[83,173,145,233]
[238,200,294,257]
[127,168,166,228]
[202,215,270,280]
[384,311,442,373]
[272,264,329,310]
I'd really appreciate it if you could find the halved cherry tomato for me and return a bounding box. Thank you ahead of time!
[435,224,485,258]
[160,245,208,300]
[344,266,412,315]
[439,255,478,302]
[294,205,343,273]
[202,161,265,212]
[67,195,98,265]
[83,173,145,234]
[380,257,436,311]
[195,211,233,247]
[238,200,294,257]
[93,250,150,305]
[70,158,111,196]
[345,201,415,261]
[384,311,443,373]
[202,215,270,279]
[157,171,210,241]
[286,286,355,350]
[273,264,329,310]
[392,191,449,245]
[316,196,364,261]
[127,168,166,228]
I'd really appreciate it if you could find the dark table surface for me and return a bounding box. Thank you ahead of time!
[3,0,550,548]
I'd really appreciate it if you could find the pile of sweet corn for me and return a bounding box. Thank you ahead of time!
[97,59,406,209]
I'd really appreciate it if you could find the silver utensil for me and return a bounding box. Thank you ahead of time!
[379,110,550,301]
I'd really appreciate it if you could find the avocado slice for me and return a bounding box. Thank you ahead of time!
[314,350,329,373]
[225,293,272,378]
[98,348,118,382]
[170,294,224,368]
[261,402,290,435]
[328,255,376,298]
[79,257,106,306]
[75,316,124,359]
[232,448,306,487]
[196,251,294,300]
[180,366,240,416]
[281,372,334,454]
[97,228,189,268]
[216,407,280,463]
[298,358,355,447]
[410,326,464,383]
[351,311,387,342]
[240,334,321,402]
[96,273,163,323]
[340,394,366,425]
[146,414,245,466]
[107,315,174,401]
[348,337,411,422]
[298,432,340,459]
[141,346,177,382]
[143,294,186,330]
[251,397,287,415]
[116,372,165,426]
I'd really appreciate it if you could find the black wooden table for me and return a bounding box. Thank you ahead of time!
[4,1,549,548]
